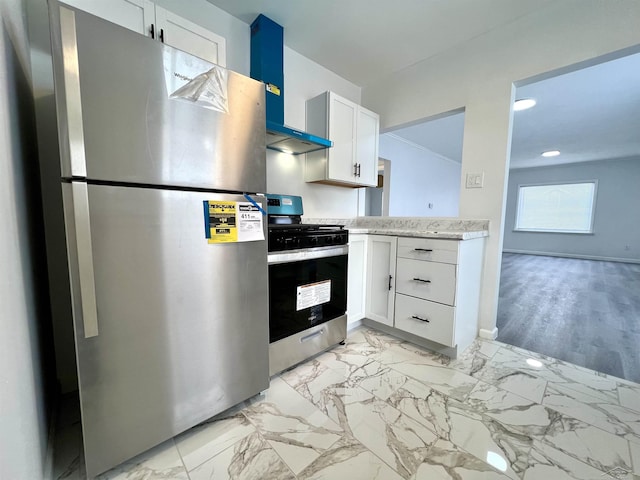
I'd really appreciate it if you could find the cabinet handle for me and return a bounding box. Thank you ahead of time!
[358,163,362,177]
[150,23,155,39]
[353,163,358,177]
[412,277,431,283]
[414,248,433,252]
[411,315,430,323]
[388,275,393,291]
[160,28,165,43]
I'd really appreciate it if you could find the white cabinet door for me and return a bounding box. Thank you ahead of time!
[356,106,379,187]
[61,1,226,67]
[365,235,397,326]
[347,234,367,325]
[155,6,226,66]
[327,93,358,184]
[306,92,379,187]
[62,0,154,35]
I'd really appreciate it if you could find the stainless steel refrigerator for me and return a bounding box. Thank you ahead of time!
[49,4,269,477]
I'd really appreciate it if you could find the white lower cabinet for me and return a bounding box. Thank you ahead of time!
[395,257,456,306]
[347,234,367,325]
[364,236,397,326]
[394,294,455,347]
[361,234,485,354]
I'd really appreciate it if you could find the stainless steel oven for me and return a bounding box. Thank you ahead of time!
[266,195,348,375]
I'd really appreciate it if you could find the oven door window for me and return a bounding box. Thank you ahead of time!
[269,254,347,343]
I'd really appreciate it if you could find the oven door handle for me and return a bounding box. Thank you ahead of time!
[268,245,349,265]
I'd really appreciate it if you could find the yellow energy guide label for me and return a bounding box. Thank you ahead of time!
[204,200,264,244]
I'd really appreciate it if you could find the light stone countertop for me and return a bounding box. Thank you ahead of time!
[304,217,489,240]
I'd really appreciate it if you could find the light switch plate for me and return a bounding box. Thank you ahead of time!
[466,172,484,188]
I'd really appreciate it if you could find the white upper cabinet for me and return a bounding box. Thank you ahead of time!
[61,0,153,34]
[154,7,226,66]
[61,0,226,66]
[305,91,379,187]
[356,107,379,187]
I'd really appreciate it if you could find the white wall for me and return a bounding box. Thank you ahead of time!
[379,134,460,217]
[1,0,55,478]
[267,47,362,218]
[363,0,640,337]
[504,157,640,262]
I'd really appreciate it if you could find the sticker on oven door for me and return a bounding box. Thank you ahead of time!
[297,280,331,311]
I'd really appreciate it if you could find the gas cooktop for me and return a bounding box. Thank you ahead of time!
[265,194,348,252]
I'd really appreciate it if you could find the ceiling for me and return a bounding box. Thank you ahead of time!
[389,51,640,169]
[387,112,466,164]
[207,1,640,170]
[205,0,557,87]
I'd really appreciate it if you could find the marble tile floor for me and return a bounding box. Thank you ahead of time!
[53,326,640,480]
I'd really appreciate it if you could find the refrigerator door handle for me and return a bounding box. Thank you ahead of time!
[72,182,99,338]
[59,7,88,177]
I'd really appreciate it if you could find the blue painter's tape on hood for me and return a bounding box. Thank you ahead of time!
[250,14,332,155]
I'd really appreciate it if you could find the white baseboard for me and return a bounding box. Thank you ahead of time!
[479,327,498,340]
[503,249,640,264]
[347,319,363,331]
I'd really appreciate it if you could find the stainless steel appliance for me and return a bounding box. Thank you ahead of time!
[49,5,269,477]
[266,194,348,375]
[250,14,332,154]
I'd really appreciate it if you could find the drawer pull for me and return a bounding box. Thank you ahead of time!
[388,274,393,291]
[414,248,433,252]
[412,277,431,283]
[411,315,430,323]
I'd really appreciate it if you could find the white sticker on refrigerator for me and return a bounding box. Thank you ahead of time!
[296,280,331,311]
[237,202,264,242]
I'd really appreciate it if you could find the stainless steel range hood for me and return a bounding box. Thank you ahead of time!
[250,15,332,155]
[265,121,332,155]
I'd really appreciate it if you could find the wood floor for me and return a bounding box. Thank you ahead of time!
[497,253,640,383]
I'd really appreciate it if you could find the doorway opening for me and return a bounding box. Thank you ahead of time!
[364,109,465,217]
[497,51,640,383]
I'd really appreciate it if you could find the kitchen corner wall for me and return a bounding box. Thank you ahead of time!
[1,0,56,478]
[362,0,640,336]
[267,47,362,218]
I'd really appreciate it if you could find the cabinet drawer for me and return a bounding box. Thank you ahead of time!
[397,237,458,264]
[396,258,456,305]
[395,294,455,347]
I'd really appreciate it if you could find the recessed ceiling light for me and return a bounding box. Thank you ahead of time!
[541,150,560,157]
[514,98,536,111]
